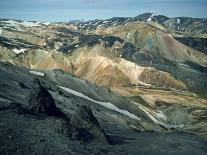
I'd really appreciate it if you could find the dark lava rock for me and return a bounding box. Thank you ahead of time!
[71,105,100,128]
[28,78,63,116]
[69,105,109,143]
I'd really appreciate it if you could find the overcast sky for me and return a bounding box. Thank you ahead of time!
[0,0,206,21]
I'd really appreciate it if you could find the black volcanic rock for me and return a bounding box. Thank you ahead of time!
[175,37,207,54]
[28,78,63,116]
[72,105,99,127]
[69,105,109,143]
[122,42,138,59]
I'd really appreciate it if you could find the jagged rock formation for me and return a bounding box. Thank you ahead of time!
[28,78,63,116]
[69,105,109,143]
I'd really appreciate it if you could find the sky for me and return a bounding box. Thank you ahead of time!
[0,0,207,21]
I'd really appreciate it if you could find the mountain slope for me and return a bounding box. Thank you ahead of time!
[0,14,207,154]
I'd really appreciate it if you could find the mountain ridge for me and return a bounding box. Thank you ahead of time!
[0,12,207,154]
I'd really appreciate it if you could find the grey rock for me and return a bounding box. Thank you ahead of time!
[27,78,63,116]
[70,105,109,143]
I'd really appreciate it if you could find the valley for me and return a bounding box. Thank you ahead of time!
[0,13,207,154]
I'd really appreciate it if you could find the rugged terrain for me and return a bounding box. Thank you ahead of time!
[0,13,207,154]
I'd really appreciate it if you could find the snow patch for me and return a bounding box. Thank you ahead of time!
[21,21,41,27]
[147,14,156,22]
[29,71,44,76]
[13,48,26,54]
[58,85,141,121]
[103,21,108,24]
[1,20,43,30]
[177,18,181,24]
[1,20,23,31]
[3,20,18,27]
[0,28,2,35]
[155,110,167,121]
[127,33,131,39]
[136,103,184,129]
[42,22,50,26]
[54,42,63,50]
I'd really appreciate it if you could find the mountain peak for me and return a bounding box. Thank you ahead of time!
[134,13,169,22]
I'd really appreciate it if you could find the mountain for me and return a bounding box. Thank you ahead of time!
[132,13,207,38]
[68,19,84,24]
[134,12,169,23]
[95,21,207,92]
[75,13,207,54]
[0,14,207,154]
[132,13,207,54]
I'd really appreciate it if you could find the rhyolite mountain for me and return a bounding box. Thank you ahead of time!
[0,13,207,154]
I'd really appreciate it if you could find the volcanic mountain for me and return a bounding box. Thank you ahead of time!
[0,14,207,154]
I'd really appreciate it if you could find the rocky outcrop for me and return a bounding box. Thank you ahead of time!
[28,78,63,116]
[27,79,109,143]
[68,105,109,143]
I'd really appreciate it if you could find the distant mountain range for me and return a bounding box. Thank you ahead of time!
[70,13,207,37]
[69,13,207,54]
